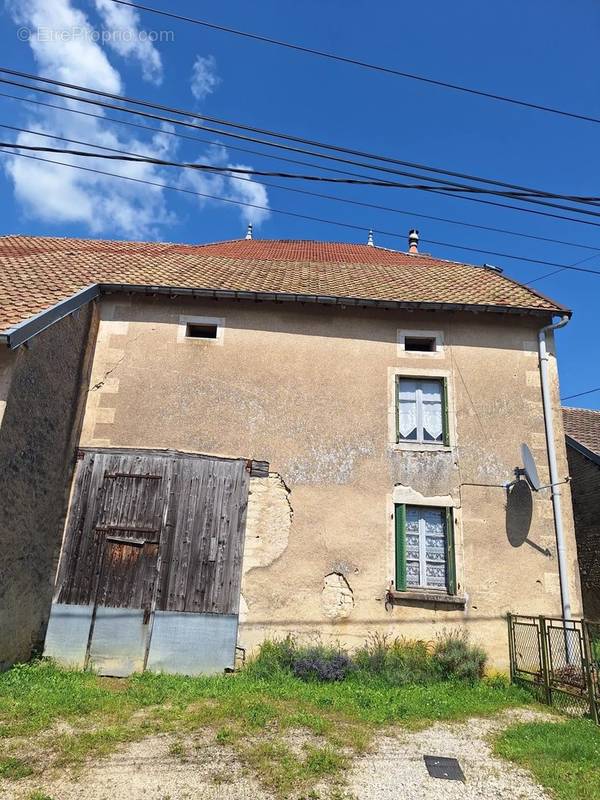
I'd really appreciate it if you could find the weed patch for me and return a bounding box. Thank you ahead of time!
[0,755,34,780]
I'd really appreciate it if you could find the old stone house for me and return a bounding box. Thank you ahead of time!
[563,407,600,620]
[0,232,581,674]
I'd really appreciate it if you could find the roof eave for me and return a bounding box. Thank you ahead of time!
[0,282,565,349]
[0,284,100,349]
[100,282,563,316]
[565,434,600,467]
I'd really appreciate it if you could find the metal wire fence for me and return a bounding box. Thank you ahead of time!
[507,613,599,723]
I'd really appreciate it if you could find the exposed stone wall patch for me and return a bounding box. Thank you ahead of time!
[321,572,354,621]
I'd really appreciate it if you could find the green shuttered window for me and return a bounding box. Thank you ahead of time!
[394,504,456,595]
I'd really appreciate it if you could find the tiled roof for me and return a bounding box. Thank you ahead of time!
[563,407,600,456]
[0,236,567,333]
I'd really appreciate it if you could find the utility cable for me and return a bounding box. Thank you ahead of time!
[3,113,599,252]
[109,0,600,127]
[3,147,600,278]
[4,73,600,227]
[561,387,600,402]
[6,139,600,205]
[1,66,598,207]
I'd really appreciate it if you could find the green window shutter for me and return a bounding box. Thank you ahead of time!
[395,504,407,591]
[442,377,450,446]
[445,507,457,596]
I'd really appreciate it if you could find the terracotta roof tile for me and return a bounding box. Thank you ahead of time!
[563,407,600,456]
[0,236,566,332]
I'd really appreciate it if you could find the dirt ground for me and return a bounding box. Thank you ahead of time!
[3,709,553,800]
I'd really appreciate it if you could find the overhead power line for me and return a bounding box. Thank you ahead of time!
[6,139,600,208]
[3,113,599,252]
[525,251,600,285]
[0,82,599,244]
[110,0,600,127]
[3,146,600,279]
[0,68,597,226]
[1,67,599,212]
[561,387,600,401]
[9,83,600,234]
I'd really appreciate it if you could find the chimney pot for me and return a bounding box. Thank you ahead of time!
[367,229,374,247]
[408,229,419,254]
[245,223,253,240]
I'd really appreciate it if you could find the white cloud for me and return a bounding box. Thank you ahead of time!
[5,110,177,238]
[225,164,270,226]
[93,0,163,84]
[3,1,269,237]
[7,0,121,92]
[3,0,173,238]
[178,145,270,227]
[190,55,220,102]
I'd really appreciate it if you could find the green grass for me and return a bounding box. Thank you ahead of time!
[0,660,532,798]
[495,719,600,800]
[0,756,34,780]
[241,741,347,796]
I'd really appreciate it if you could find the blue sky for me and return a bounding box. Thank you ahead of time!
[0,0,599,408]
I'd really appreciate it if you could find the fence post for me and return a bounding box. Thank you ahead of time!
[539,616,552,706]
[582,621,599,725]
[507,613,515,682]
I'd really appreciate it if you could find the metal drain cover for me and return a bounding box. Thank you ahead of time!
[423,755,465,781]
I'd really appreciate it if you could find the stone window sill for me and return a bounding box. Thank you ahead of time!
[390,442,453,454]
[389,590,466,608]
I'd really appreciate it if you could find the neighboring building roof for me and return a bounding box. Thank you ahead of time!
[563,407,600,464]
[0,236,568,344]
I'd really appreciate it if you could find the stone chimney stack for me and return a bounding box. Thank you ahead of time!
[408,229,419,254]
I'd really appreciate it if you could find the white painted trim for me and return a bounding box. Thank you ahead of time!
[397,328,444,358]
[177,314,225,345]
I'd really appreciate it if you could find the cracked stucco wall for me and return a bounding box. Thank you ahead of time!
[73,296,581,667]
[0,305,97,669]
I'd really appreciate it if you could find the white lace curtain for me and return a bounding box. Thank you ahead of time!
[398,379,443,442]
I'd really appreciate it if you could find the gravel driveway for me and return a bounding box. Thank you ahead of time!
[348,708,554,800]
[3,708,554,799]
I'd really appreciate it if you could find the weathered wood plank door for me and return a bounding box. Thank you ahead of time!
[82,460,167,676]
[45,448,252,676]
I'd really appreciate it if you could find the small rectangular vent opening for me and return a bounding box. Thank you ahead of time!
[405,336,436,352]
[186,323,218,339]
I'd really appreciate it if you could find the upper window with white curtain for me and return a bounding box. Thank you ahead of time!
[396,377,447,444]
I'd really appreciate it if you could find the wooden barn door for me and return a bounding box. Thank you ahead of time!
[46,448,253,676]
[85,465,167,676]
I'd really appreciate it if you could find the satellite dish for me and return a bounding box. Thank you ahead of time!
[521,443,541,492]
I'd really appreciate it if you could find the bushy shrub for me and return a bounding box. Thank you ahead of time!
[432,630,487,682]
[244,636,297,679]
[246,630,488,685]
[353,633,436,685]
[292,651,354,682]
